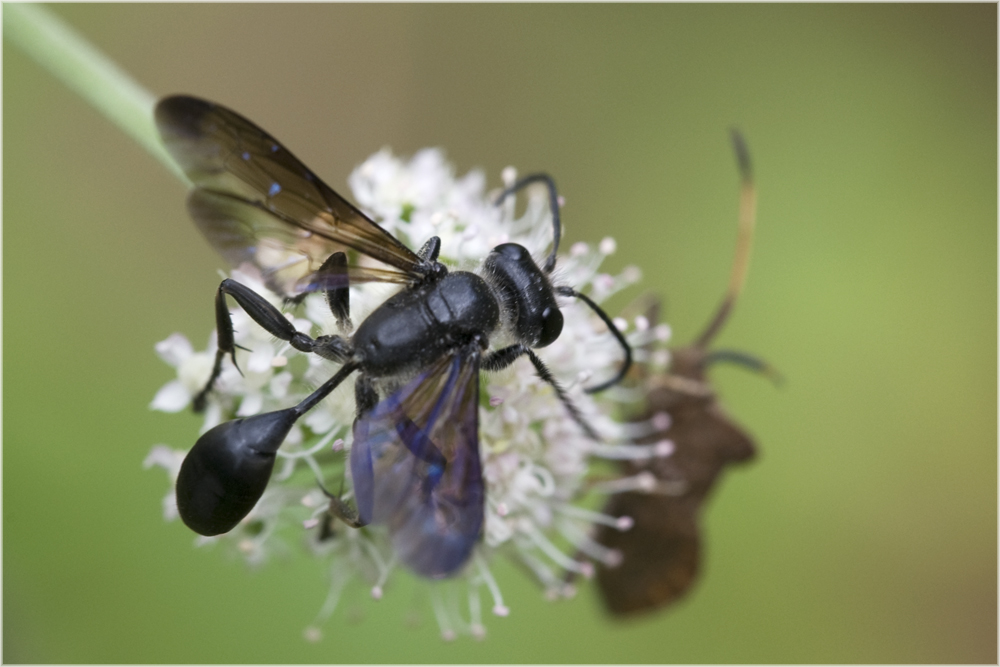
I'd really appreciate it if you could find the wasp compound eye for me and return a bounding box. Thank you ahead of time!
[536,306,564,348]
[175,408,298,536]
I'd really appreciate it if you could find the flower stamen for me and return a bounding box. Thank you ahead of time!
[556,519,623,568]
[523,524,589,575]
[305,564,350,641]
[430,586,456,641]
[474,555,509,616]
[554,503,633,531]
[585,439,675,461]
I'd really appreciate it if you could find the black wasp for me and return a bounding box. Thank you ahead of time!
[155,96,631,578]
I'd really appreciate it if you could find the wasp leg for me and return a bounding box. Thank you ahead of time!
[193,278,352,412]
[316,479,366,530]
[319,252,351,333]
[493,173,562,274]
[346,374,381,527]
[354,374,379,418]
[417,236,442,263]
[282,252,352,333]
[310,377,375,538]
[483,345,600,441]
[326,494,365,529]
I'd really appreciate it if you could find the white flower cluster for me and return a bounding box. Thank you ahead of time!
[145,148,669,641]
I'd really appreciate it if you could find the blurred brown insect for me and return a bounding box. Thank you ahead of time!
[591,131,777,616]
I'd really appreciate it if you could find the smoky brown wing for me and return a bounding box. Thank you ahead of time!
[187,189,411,295]
[155,95,426,293]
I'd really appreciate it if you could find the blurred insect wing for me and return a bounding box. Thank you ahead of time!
[350,346,483,578]
[155,95,428,296]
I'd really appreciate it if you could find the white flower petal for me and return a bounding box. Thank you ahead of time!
[162,492,179,521]
[237,392,264,417]
[200,402,223,434]
[150,381,191,413]
[143,445,186,476]
[303,407,339,435]
[269,371,293,399]
[246,344,275,374]
[177,354,215,393]
[155,333,194,368]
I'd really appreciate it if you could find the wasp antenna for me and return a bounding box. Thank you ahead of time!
[695,130,758,348]
[493,173,562,274]
[556,286,633,393]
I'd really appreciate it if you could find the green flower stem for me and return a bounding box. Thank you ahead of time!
[4,3,187,183]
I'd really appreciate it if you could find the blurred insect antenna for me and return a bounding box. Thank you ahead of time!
[730,127,753,181]
[493,173,561,273]
[695,130,758,348]
[705,349,785,386]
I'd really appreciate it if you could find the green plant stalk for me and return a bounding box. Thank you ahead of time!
[4,3,187,183]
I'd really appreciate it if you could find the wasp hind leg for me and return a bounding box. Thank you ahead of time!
[192,277,352,412]
[316,477,367,533]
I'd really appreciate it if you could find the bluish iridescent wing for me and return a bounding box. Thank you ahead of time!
[350,347,483,578]
[155,95,428,296]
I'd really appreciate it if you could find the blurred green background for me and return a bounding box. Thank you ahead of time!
[4,4,995,663]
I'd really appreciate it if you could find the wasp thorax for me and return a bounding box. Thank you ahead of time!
[485,243,563,348]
